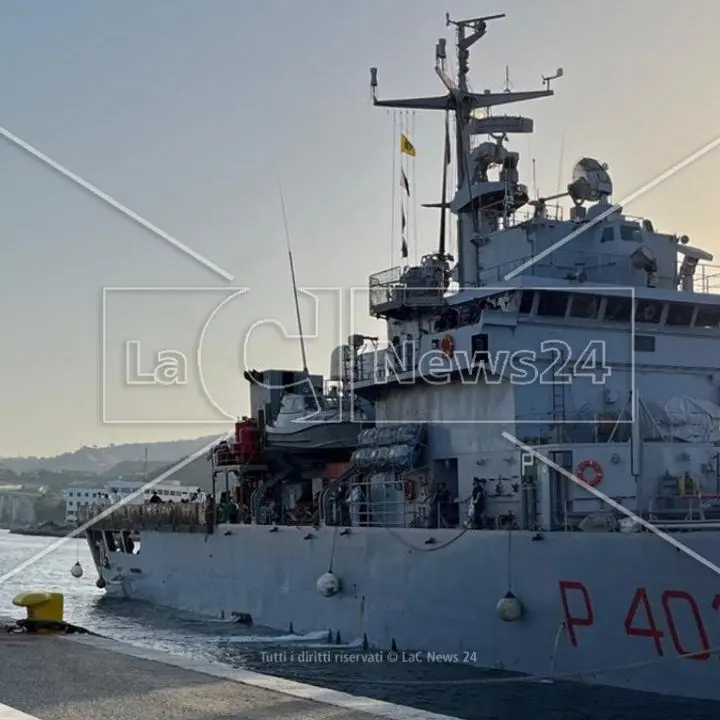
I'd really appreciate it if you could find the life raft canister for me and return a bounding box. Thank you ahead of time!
[440,334,455,359]
[404,479,415,501]
[575,459,603,487]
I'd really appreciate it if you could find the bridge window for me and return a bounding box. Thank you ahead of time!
[666,303,694,326]
[537,291,568,317]
[518,291,534,314]
[635,300,662,324]
[600,227,615,243]
[605,296,632,322]
[695,305,720,328]
[620,225,641,242]
[569,294,600,319]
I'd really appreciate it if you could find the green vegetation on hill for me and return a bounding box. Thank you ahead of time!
[0,435,219,475]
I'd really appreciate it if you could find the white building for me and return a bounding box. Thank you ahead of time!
[63,480,200,525]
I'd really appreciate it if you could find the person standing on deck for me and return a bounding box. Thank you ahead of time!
[347,481,366,526]
[463,478,485,529]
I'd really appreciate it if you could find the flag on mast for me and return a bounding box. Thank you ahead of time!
[400,134,416,157]
[400,169,410,196]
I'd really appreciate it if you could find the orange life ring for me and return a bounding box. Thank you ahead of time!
[440,334,455,359]
[404,479,415,501]
[575,459,603,487]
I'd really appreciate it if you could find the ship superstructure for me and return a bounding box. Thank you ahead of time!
[84,12,720,703]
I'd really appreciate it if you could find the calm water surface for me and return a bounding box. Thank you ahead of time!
[0,530,717,720]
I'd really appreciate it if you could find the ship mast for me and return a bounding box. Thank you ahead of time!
[370,12,559,288]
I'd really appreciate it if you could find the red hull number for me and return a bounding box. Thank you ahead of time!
[559,581,716,661]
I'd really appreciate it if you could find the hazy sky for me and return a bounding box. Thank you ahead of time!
[1,0,719,457]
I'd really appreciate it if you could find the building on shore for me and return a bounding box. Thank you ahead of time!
[63,480,198,525]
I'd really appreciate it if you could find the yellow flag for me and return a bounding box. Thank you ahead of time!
[400,134,416,157]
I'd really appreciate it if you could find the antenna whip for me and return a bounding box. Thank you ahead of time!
[278,180,308,373]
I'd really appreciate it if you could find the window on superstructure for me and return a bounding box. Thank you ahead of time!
[620,225,641,242]
[569,294,600,319]
[604,296,632,322]
[537,291,568,317]
[518,291,534,314]
[600,227,615,243]
[695,306,720,328]
[634,335,656,352]
[634,300,662,324]
[666,303,694,326]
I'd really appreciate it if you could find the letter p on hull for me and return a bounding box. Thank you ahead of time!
[520,452,534,473]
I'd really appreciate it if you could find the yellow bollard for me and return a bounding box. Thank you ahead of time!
[12,591,64,631]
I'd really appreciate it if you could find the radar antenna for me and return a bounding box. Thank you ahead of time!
[530,157,613,219]
[370,12,559,287]
[542,68,564,91]
[445,12,505,92]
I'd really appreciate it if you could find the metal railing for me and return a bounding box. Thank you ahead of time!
[368,265,448,314]
[78,503,206,530]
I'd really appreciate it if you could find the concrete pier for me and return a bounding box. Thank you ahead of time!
[0,631,459,720]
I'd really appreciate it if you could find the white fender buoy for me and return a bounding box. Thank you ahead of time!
[496,591,523,622]
[316,572,341,597]
[70,562,84,579]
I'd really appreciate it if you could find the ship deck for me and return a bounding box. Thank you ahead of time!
[0,628,457,720]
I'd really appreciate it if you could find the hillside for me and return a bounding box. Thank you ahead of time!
[0,436,219,475]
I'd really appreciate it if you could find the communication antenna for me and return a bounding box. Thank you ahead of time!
[278,181,308,374]
[503,65,513,93]
[532,158,538,200]
[542,67,564,92]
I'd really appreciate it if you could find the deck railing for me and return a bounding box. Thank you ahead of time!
[78,503,206,530]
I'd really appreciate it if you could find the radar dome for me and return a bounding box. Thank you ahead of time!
[568,158,613,203]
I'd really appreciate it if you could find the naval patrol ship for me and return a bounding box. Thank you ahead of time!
[83,11,720,702]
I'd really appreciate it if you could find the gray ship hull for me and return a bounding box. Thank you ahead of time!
[91,525,720,701]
